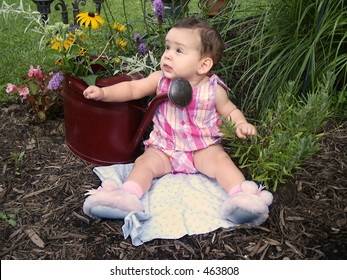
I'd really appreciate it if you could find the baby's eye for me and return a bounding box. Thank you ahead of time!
[176,48,183,54]
[165,45,170,50]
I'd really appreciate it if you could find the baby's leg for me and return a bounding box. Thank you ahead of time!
[194,144,273,226]
[194,144,244,193]
[123,147,172,197]
[83,147,172,219]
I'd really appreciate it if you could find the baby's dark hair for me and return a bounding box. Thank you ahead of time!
[173,18,224,66]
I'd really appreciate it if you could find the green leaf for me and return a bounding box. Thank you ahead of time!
[0,212,7,220]
[8,219,17,227]
[79,75,98,86]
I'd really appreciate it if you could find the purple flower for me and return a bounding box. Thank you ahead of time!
[134,33,141,42]
[152,0,164,17]
[138,42,148,55]
[47,72,64,91]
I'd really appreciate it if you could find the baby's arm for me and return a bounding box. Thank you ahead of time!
[215,85,256,139]
[83,71,162,102]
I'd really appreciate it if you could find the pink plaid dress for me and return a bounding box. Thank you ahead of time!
[144,74,228,173]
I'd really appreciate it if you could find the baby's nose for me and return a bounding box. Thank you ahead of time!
[164,51,172,60]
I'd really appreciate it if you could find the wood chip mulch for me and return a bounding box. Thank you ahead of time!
[0,102,346,260]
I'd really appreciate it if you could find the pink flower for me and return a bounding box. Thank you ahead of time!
[28,65,43,78]
[18,87,30,99]
[6,83,17,93]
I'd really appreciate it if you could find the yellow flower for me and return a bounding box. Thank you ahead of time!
[76,12,104,30]
[64,34,75,49]
[116,38,128,50]
[50,33,75,51]
[55,59,64,66]
[78,47,88,57]
[50,37,61,51]
[113,22,127,33]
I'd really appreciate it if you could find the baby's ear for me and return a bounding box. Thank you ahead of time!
[198,57,213,75]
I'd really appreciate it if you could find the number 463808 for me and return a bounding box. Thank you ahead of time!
[203,267,239,275]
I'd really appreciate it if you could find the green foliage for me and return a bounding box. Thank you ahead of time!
[11,150,25,175]
[0,0,53,103]
[0,84,14,105]
[333,89,347,120]
[0,209,19,227]
[211,0,346,120]
[221,73,333,191]
[117,51,161,76]
[40,5,140,84]
[0,0,141,91]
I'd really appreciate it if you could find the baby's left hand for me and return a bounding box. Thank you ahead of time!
[235,122,256,139]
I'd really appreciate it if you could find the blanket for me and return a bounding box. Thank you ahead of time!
[92,163,235,246]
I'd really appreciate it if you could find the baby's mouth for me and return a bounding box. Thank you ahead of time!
[163,64,172,72]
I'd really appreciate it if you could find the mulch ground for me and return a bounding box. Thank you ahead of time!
[0,101,346,260]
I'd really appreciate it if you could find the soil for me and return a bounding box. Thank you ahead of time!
[0,101,346,260]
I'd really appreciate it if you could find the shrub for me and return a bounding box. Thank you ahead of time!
[220,72,333,191]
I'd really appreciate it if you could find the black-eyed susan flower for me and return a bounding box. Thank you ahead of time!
[50,34,74,52]
[76,12,104,30]
[113,22,126,33]
[64,33,75,49]
[55,59,64,66]
[78,47,88,57]
[50,36,62,51]
[116,38,128,50]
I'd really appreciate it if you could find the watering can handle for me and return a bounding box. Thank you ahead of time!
[128,94,168,153]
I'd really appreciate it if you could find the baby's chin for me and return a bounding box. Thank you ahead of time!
[161,69,176,80]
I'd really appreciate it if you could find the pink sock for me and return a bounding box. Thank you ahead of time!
[228,185,242,196]
[122,181,144,199]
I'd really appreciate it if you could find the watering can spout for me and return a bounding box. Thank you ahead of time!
[127,78,193,155]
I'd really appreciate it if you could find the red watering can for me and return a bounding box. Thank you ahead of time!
[63,74,192,166]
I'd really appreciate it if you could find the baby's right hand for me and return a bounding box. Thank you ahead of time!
[83,86,105,100]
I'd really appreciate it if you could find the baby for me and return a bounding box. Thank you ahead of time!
[83,18,273,226]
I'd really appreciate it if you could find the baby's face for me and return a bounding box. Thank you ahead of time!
[160,27,203,82]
